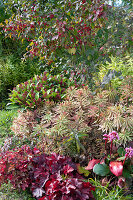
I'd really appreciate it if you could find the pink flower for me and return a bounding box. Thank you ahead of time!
[103,134,109,140]
[100,46,104,51]
[103,131,119,142]
[103,131,119,156]
[108,131,119,141]
[125,147,133,158]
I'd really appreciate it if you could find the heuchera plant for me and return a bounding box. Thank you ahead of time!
[0,145,40,190]
[9,72,68,109]
[0,146,95,200]
[84,131,133,188]
[30,153,95,200]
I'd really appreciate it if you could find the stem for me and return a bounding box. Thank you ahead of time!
[123,154,128,165]
[110,141,112,157]
[105,139,107,151]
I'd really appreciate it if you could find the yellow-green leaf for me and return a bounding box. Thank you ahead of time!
[29,42,34,46]
[68,48,76,55]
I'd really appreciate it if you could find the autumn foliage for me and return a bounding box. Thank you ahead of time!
[2,0,108,62]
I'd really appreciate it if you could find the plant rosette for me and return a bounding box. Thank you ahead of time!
[83,131,133,189]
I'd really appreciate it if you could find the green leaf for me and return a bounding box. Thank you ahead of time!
[77,164,90,177]
[47,89,51,95]
[93,164,110,176]
[117,156,126,161]
[123,168,132,179]
[78,133,88,138]
[6,104,20,110]
[61,94,66,99]
[35,92,39,100]
[51,92,57,98]
[117,147,126,157]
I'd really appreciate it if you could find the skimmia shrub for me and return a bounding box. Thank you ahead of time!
[9,72,68,109]
[0,146,95,200]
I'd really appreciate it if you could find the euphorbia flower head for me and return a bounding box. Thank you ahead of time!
[125,147,133,158]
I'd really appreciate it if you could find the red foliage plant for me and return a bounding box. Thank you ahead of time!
[30,153,95,200]
[0,145,40,190]
[0,146,95,200]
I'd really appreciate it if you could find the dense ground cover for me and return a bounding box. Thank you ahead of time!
[0,0,132,199]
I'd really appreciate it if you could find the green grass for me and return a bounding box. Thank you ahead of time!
[89,178,133,200]
[0,109,18,146]
[0,183,35,200]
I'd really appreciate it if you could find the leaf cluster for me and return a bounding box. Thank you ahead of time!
[9,72,69,109]
[0,146,95,200]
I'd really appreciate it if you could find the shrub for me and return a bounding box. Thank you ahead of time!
[11,110,38,137]
[98,104,133,136]
[9,72,69,109]
[28,85,132,155]
[87,88,133,147]
[97,55,133,89]
[0,146,95,200]
[34,86,93,156]
[119,76,133,105]
[0,55,41,102]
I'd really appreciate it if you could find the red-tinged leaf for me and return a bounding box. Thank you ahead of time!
[38,197,45,200]
[63,164,74,175]
[33,147,40,154]
[101,177,108,186]
[118,177,126,188]
[85,159,100,170]
[109,161,123,177]
[100,158,105,164]
[33,188,45,198]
